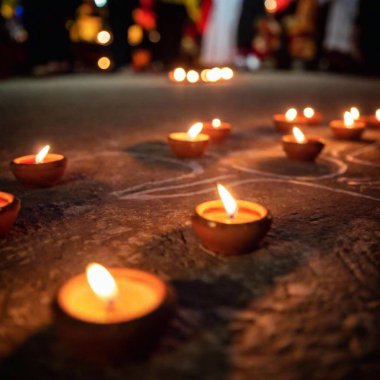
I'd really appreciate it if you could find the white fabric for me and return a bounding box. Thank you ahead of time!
[324,0,360,54]
[201,0,244,66]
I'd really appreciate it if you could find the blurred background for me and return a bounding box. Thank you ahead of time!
[0,0,379,79]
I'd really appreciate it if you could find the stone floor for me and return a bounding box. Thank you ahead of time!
[0,71,379,380]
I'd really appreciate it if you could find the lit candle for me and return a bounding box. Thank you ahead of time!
[273,107,323,133]
[0,191,21,238]
[330,111,365,140]
[358,108,380,129]
[282,127,325,162]
[168,122,210,158]
[350,107,360,121]
[191,184,272,255]
[202,118,232,142]
[53,263,175,363]
[10,145,67,187]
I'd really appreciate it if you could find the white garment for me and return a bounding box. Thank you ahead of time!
[201,0,244,66]
[324,0,360,54]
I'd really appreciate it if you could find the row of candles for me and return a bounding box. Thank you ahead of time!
[1,105,379,363]
[168,67,234,84]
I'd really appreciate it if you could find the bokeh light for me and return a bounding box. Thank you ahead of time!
[98,56,111,70]
[187,70,199,84]
[97,30,112,45]
[173,68,186,82]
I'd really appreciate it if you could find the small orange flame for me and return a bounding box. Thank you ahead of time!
[293,127,306,143]
[187,122,203,139]
[217,184,238,219]
[285,108,297,122]
[375,109,380,122]
[350,107,360,121]
[212,118,222,128]
[344,111,354,128]
[35,145,50,164]
[173,67,186,82]
[86,263,118,304]
[303,107,315,119]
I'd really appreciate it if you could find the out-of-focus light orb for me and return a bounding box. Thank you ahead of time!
[149,30,161,43]
[187,70,199,84]
[173,67,186,82]
[128,24,143,46]
[221,67,234,80]
[350,107,360,120]
[285,108,298,122]
[375,109,380,121]
[303,107,315,119]
[97,30,111,45]
[98,56,111,70]
[201,69,209,82]
[265,0,277,13]
[212,118,222,128]
[206,67,222,82]
[94,0,108,8]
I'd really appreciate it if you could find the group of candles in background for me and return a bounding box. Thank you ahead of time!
[168,66,234,84]
[1,104,379,363]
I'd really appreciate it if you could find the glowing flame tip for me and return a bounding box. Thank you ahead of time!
[86,263,118,303]
[285,108,297,122]
[293,127,306,143]
[188,122,203,139]
[35,145,50,164]
[217,184,238,219]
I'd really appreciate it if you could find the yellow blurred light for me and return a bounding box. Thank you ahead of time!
[376,109,380,122]
[265,0,277,13]
[97,30,112,45]
[98,57,111,70]
[128,24,143,46]
[350,107,360,120]
[201,69,209,82]
[303,107,315,119]
[173,67,186,82]
[285,108,297,122]
[221,67,234,80]
[187,70,199,84]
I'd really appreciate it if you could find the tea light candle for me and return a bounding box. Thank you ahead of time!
[273,107,322,133]
[282,127,325,162]
[359,109,380,129]
[0,191,21,237]
[202,118,232,142]
[53,263,175,363]
[330,111,365,140]
[191,184,272,256]
[10,145,67,187]
[168,123,209,158]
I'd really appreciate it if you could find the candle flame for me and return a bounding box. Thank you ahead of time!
[173,67,186,82]
[375,109,380,122]
[285,108,297,122]
[187,122,203,139]
[35,145,50,164]
[303,107,315,119]
[350,107,360,121]
[344,111,354,128]
[217,184,238,219]
[86,263,118,304]
[212,118,222,128]
[293,127,306,143]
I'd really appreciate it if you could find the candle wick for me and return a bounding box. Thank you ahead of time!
[106,299,116,313]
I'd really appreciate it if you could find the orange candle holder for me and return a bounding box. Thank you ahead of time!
[273,108,323,133]
[330,120,365,140]
[202,119,232,142]
[53,267,176,364]
[192,200,271,256]
[282,135,325,162]
[10,146,67,187]
[0,192,21,238]
[359,115,380,129]
[168,123,209,159]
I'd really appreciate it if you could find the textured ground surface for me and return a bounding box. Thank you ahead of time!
[0,71,379,380]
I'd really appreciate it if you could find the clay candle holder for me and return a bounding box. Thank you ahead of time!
[330,111,365,140]
[359,109,380,129]
[168,122,209,158]
[191,184,272,256]
[53,263,176,364]
[273,108,322,133]
[10,145,67,187]
[0,192,21,238]
[282,127,325,162]
[202,118,232,142]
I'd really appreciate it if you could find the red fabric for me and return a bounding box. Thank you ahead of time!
[199,0,212,34]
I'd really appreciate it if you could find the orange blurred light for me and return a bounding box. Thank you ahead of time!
[98,56,111,70]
